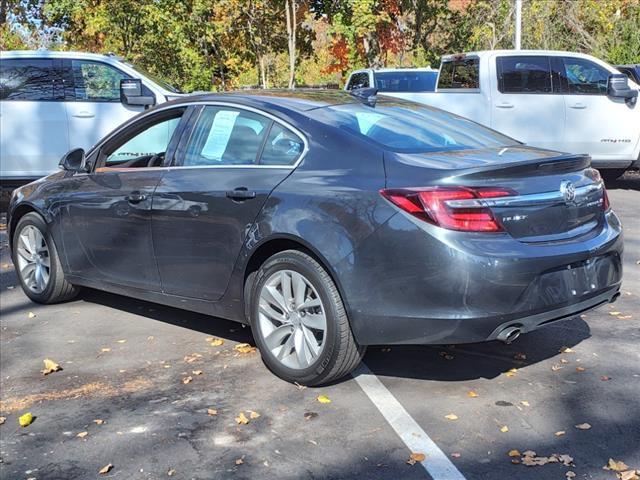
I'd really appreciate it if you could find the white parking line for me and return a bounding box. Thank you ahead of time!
[352,363,467,480]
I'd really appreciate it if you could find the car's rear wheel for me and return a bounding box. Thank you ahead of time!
[250,250,365,386]
[12,212,80,304]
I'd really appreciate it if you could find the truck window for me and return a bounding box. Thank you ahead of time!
[347,72,370,90]
[497,56,552,93]
[374,71,437,92]
[560,57,610,95]
[0,59,59,101]
[438,58,480,90]
[71,60,129,102]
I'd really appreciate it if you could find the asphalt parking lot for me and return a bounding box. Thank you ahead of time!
[1,173,638,480]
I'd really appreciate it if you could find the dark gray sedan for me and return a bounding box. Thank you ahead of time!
[7,90,623,385]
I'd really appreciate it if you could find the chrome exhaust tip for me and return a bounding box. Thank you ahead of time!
[497,326,521,344]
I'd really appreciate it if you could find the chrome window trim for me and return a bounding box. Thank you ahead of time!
[445,182,603,208]
[87,101,309,170]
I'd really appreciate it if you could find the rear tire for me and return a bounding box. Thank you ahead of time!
[600,168,626,182]
[12,212,80,304]
[249,250,365,386]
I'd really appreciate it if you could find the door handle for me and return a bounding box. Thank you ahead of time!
[126,191,148,203]
[495,102,514,108]
[72,111,95,118]
[569,103,587,109]
[226,188,256,200]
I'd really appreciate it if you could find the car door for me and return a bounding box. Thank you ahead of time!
[152,104,306,300]
[60,106,190,291]
[63,59,149,151]
[559,56,638,161]
[490,55,566,150]
[0,57,70,179]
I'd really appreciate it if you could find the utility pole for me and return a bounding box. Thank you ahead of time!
[515,0,522,50]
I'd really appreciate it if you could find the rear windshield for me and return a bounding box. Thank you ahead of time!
[438,58,480,89]
[309,101,516,153]
[374,71,437,92]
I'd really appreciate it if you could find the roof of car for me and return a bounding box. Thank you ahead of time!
[163,89,365,112]
[0,50,124,62]
[351,67,437,73]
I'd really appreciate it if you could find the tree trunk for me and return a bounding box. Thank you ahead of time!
[285,0,297,89]
[0,0,7,26]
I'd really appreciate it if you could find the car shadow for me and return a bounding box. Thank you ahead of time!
[604,169,639,190]
[78,287,590,384]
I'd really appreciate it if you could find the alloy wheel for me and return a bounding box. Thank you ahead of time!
[16,225,51,293]
[258,269,327,370]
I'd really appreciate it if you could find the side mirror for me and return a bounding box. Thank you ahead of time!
[607,73,638,105]
[59,148,87,172]
[120,78,156,108]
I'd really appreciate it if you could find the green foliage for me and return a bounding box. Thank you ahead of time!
[4,0,639,91]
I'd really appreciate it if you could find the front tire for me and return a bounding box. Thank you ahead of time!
[250,250,365,386]
[12,212,80,304]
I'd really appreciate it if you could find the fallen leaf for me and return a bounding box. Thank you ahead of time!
[207,408,218,416]
[444,413,458,421]
[467,390,479,398]
[601,375,612,381]
[27,312,36,319]
[439,351,454,360]
[167,468,176,476]
[559,346,575,353]
[406,452,425,465]
[316,395,331,404]
[505,368,518,377]
[508,450,521,457]
[235,412,249,425]
[184,353,202,363]
[618,471,640,480]
[248,410,260,419]
[18,412,33,427]
[234,343,256,354]
[605,459,630,472]
[520,400,530,407]
[576,366,586,372]
[93,419,105,425]
[574,422,592,430]
[618,315,633,320]
[77,431,88,438]
[560,358,569,364]
[101,348,111,353]
[551,364,563,371]
[555,430,566,436]
[558,454,574,466]
[566,471,576,479]
[99,463,113,475]
[500,425,509,433]
[209,338,224,346]
[514,352,527,361]
[192,370,203,375]
[42,358,62,375]
[235,457,244,465]
[451,452,461,458]
[0,416,5,425]
[116,339,126,344]
[522,450,536,457]
[609,311,622,316]
[304,411,318,421]
[182,376,193,384]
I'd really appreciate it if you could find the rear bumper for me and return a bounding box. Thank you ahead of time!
[339,210,623,346]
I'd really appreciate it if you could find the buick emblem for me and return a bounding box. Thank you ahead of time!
[560,181,576,204]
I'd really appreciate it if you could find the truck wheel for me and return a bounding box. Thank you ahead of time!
[12,212,80,304]
[250,250,365,386]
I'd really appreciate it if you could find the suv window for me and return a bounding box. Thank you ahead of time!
[438,58,480,89]
[71,60,129,102]
[497,56,552,93]
[0,59,59,101]
[182,106,271,166]
[347,72,370,90]
[561,57,609,94]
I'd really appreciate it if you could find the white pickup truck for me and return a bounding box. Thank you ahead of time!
[392,50,640,179]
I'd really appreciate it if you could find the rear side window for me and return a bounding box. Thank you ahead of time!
[374,71,437,92]
[71,60,129,102]
[438,58,480,89]
[0,59,58,101]
[347,72,370,90]
[497,56,552,93]
[260,123,304,165]
[182,106,271,166]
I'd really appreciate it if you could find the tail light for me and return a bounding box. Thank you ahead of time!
[603,187,611,211]
[380,187,516,232]
[587,168,611,212]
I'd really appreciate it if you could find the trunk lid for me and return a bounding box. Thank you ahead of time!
[384,146,607,243]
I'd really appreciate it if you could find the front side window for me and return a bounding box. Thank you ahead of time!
[374,71,437,92]
[561,57,610,94]
[347,72,369,90]
[103,112,184,168]
[0,59,58,101]
[310,100,515,153]
[72,60,128,102]
[438,58,480,89]
[182,107,271,166]
[497,56,552,93]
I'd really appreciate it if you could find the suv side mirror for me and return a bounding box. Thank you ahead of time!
[120,78,156,108]
[59,148,87,172]
[607,73,638,105]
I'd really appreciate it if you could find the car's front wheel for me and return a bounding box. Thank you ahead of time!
[12,212,80,304]
[250,250,365,386]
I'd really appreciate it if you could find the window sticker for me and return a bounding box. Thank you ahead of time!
[201,110,240,160]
